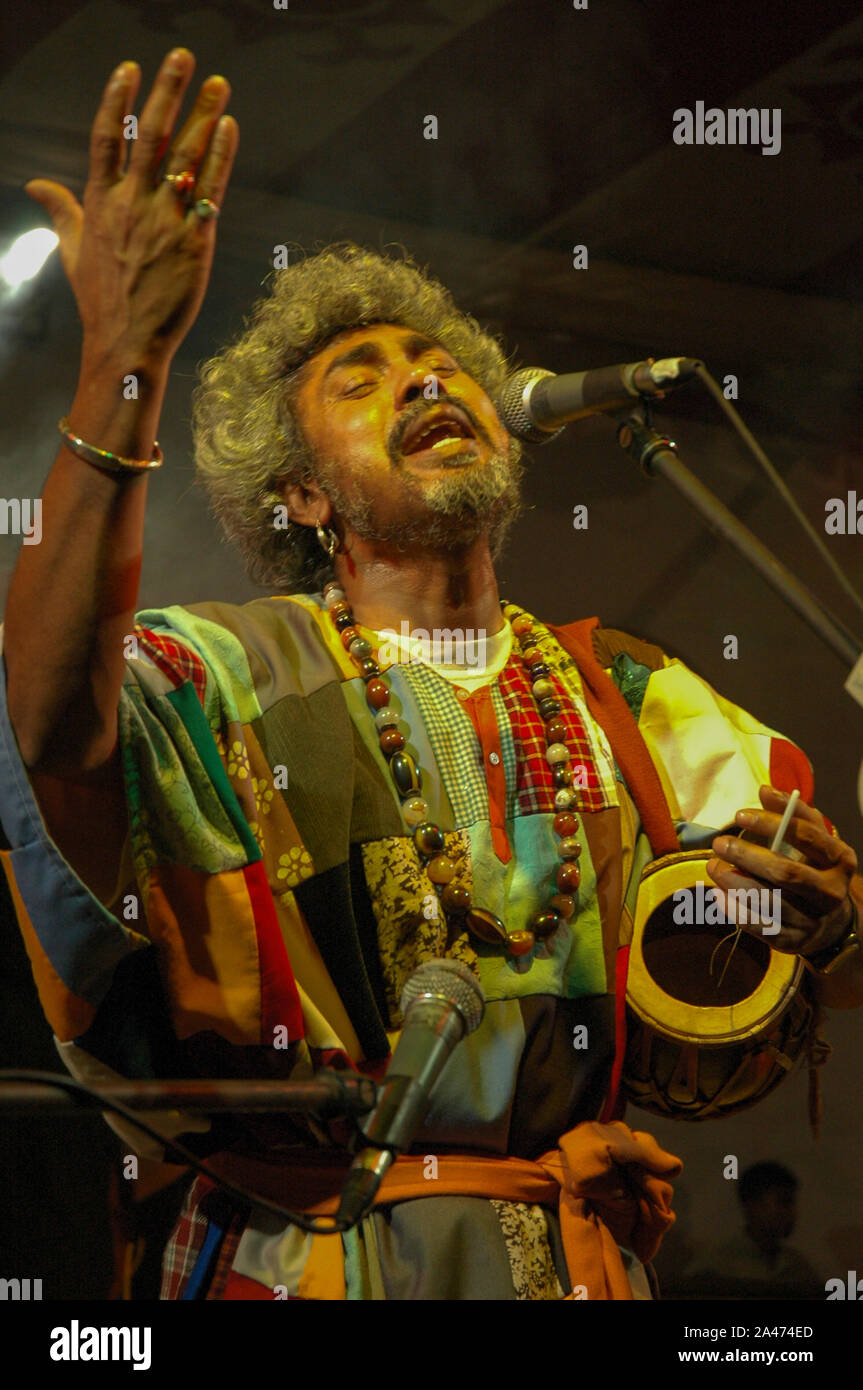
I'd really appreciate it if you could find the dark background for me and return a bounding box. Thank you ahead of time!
[1,0,862,1298]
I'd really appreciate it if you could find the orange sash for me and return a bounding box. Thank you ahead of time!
[209,1119,682,1300]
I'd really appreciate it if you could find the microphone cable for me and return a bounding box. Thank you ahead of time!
[692,363,863,620]
[0,1068,365,1235]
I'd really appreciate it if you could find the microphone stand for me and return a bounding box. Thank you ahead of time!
[614,413,863,685]
[0,1069,378,1117]
[0,1069,382,1235]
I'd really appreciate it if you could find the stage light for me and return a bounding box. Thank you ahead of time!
[0,229,59,288]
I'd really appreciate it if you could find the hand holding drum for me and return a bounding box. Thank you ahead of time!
[707,784,858,959]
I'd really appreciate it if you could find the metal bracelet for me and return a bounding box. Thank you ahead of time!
[59,416,163,475]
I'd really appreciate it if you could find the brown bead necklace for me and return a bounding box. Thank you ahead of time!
[324,580,582,960]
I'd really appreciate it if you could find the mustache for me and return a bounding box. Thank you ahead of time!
[389,394,490,462]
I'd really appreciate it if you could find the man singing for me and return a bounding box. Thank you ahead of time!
[2,48,861,1300]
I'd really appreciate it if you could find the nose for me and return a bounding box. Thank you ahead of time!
[398,361,444,409]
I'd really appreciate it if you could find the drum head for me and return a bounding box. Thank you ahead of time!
[622,850,813,1119]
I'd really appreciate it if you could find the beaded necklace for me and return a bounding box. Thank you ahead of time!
[323,579,582,960]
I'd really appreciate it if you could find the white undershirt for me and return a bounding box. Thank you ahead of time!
[376,621,513,692]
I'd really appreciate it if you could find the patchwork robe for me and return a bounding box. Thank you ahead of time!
[0,595,817,1298]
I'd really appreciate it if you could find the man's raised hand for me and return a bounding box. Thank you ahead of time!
[23,48,238,370]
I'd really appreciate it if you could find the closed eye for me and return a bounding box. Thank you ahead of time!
[341,377,378,396]
[339,361,458,396]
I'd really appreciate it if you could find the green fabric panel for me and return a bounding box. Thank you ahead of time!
[136,604,263,728]
[419,996,526,1141]
[165,684,260,863]
[253,682,356,875]
[118,679,248,879]
[371,666,454,830]
[625,828,655,923]
[343,1223,378,1301]
[468,815,605,1003]
[340,710,405,846]
[491,680,519,821]
[393,663,481,829]
[615,773,650,925]
[610,652,652,723]
[591,626,668,676]
[186,595,345,706]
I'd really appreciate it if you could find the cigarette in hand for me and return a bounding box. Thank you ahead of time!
[769,788,800,857]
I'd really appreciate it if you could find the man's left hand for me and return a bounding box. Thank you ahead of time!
[706,784,857,957]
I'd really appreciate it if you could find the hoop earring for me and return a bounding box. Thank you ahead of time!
[315,520,338,560]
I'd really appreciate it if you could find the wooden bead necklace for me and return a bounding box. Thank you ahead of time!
[324,580,582,960]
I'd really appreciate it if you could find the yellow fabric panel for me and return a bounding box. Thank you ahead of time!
[637,659,780,828]
[1,850,97,1042]
[293,981,356,1057]
[296,1233,347,1300]
[280,592,396,680]
[280,594,357,680]
[215,722,310,870]
[274,893,362,1061]
[145,865,262,1045]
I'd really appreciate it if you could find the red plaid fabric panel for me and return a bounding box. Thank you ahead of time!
[133,624,208,707]
[160,1176,248,1300]
[498,656,605,815]
[160,1175,212,1299]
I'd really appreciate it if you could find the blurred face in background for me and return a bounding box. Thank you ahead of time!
[744,1185,798,1244]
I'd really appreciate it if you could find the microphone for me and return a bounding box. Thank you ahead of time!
[497,357,702,442]
[335,958,485,1227]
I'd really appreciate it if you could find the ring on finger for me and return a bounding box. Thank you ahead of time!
[192,198,220,220]
[163,170,196,198]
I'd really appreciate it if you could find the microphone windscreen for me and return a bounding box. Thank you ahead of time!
[399,958,485,1034]
[495,368,561,443]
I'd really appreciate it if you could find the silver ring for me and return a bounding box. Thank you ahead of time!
[193,198,220,221]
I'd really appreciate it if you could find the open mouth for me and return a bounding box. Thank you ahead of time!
[401,407,478,457]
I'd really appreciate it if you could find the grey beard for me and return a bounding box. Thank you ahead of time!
[318,446,525,556]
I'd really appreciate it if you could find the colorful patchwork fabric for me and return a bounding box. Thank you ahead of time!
[0,599,816,1298]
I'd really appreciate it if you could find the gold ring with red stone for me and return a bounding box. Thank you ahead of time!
[163,170,196,198]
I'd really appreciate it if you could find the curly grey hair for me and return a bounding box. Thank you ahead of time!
[192,242,521,591]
